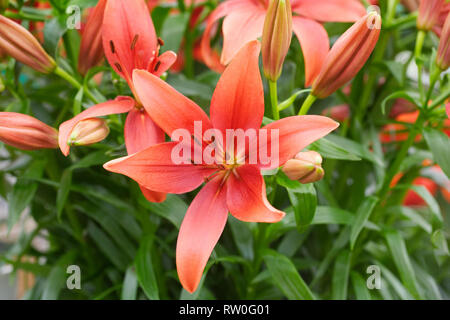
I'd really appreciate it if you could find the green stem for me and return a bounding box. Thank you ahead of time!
[269,80,279,120]
[54,67,99,104]
[415,30,426,102]
[425,67,441,106]
[298,93,317,115]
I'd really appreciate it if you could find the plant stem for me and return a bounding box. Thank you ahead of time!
[415,30,426,102]
[269,80,279,120]
[298,93,317,115]
[54,67,99,104]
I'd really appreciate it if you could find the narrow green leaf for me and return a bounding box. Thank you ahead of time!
[310,137,361,161]
[56,169,72,219]
[135,235,159,300]
[350,196,379,250]
[350,271,371,300]
[263,250,315,300]
[423,127,450,179]
[42,251,76,300]
[384,229,421,299]
[140,194,187,228]
[332,250,352,300]
[8,158,46,230]
[228,216,254,260]
[121,267,138,300]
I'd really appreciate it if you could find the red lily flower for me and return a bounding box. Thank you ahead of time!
[59,0,176,203]
[201,0,365,85]
[103,41,339,293]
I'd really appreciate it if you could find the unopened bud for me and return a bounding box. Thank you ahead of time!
[321,104,350,122]
[436,12,450,70]
[312,12,381,99]
[282,151,324,184]
[0,112,58,150]
[78,0,107,75]
[402,0,420,12]
[417,0,444,31]
[69,118,110,146]
[0,15,56,73]
[261,0,292,82]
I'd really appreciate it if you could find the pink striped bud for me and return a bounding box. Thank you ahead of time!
[282,151,324,184]
[321,104,351,122]
[261,0,293,82]
[0,15,55,73]
[437,12,450,70]
[77,0,107,75]
[417,0,444,31]
[312,12,381,99]
[69,118,110,146]
[0,112,58,150]
[402,0,420,11]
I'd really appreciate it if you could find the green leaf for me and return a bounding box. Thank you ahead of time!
[350,196,379,250]
[277,171,317,231]
[160,12,190,54]
[135,235,159,300]
[310,137,361,161]
[228,216,254,260]
[8,157,47,230]
[384,229,421,299]
[87,222,128,271]
[381,91,419,115]
[168,74,214,100]
[350,272,371,300]
[140,194,187,228]
[423,127,450,179]
[312,206,380,231]
[121,267,138,300]
[56,169,72,219]
[332,250,352,299]
[326,134,384,166]
[263,250,315,300]
[431,229,449,256]
[42,251,76,300]
[70,150,113,170]
[43,17,67,57]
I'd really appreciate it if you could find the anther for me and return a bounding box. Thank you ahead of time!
[157,37,164,46]
[154,60,161,72]
[109,40,115,54]
[131,34,139,51]
[114,63,123,73]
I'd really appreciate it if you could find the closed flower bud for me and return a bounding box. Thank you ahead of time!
[78,0,107,75]
[436,12,450,70]
[69,118,110,146]
[262,0,293,82]
[417,0,444,31]
[282,151,324,184]
[402,0,420,12]
[0,112,58,150]
[312,12,381,99]
[0,15,56,73]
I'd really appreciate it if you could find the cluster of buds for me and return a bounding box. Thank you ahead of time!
[417,0,444,31]
[261,0,293,82]
[0,112,58,150]
[0,15,55,73]
[312,12,382,99]
[282,151,324,184]
[68,118,110,147]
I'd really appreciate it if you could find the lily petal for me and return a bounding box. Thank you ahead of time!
[221,3,266,65]
[292,0,366,22]
[153,50,178,77]
[132,69,212,139]
[125,108,167,203]
[103,142,217,194]
[211,40,264,134]
[446,103,450,119]
[258,115,339,170]
[292,16,329,86]
[200,0,260,72]
[58,97,135,156]
[176,176,228,293]
[102,0,157,86]
[227,165,285,223]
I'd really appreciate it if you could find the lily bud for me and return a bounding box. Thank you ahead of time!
[78,0,107,75]
[261,0,293,82]
[68,118,110,146]
[312,12,381,99]
[0,112,58,150]
[417,0,444,31]
[0,15,56,73]
[436,12,450,70]
[282,151,324,184]
[402,0,420,12]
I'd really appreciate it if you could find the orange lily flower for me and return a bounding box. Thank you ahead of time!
[103,41,339,293]
[59,0,176,203]
[201,0,365,85]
